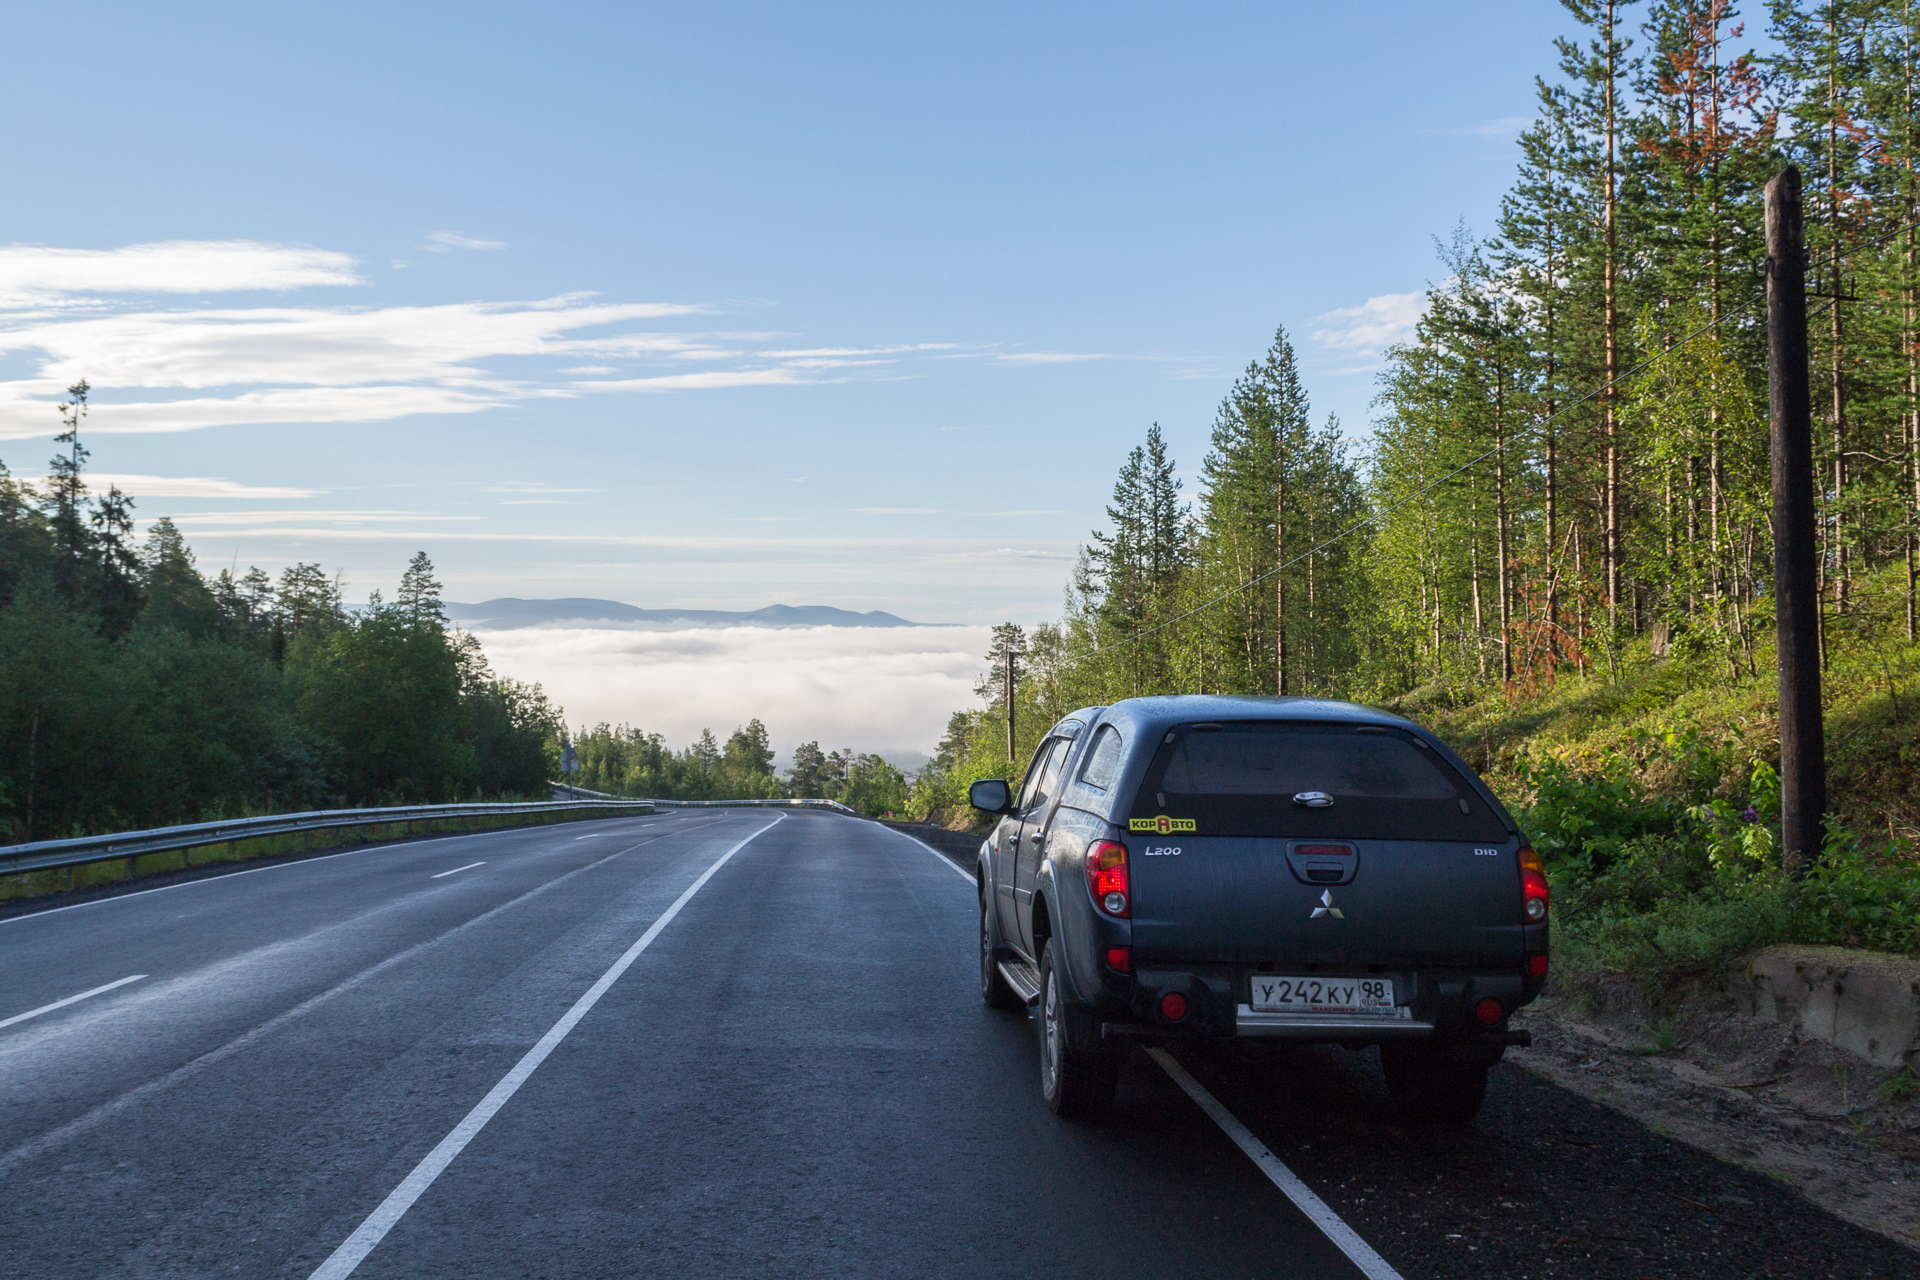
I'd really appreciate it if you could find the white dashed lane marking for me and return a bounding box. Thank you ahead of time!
[429,863,486,879]
[0,974,148,1030]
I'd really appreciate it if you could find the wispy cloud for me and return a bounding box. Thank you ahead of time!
[0,240,361,306]
[1309,291,1424,357]
[165,509,480,525]
[939,546,1076,563]
[571,369,810,393]
[424,231,506,252]
[1440,115,1533,138]
[0,238,1176,440]
[850,506,939,515]
[16,471,323,499]
[994,351,1117,365]
[479,481,600,494]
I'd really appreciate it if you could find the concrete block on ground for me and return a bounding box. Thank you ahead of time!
[1730,945,1920,1070]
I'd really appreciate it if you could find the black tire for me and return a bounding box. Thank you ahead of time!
[981,896,1018,1010]
[1380,1042,1490,1125]
[1037,941,1119,1117]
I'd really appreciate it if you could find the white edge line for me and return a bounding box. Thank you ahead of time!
[307,812,786,1280]
[428,862,486,879]
[0,814,680,925]
[0,974,149,1030]
[1145,1046,1404,1280]
[883,824,977,884]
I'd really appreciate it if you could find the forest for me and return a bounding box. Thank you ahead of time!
[0,384,918,835]
[912,0,1920,974]
[0,384,564,843]
[564,720,911,815]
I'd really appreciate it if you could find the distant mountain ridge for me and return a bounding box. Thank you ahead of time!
[444,598,922,629]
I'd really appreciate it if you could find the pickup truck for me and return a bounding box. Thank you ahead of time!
[969,694,1549,1123]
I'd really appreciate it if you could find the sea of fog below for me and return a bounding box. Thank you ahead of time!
[467,622,1000,772]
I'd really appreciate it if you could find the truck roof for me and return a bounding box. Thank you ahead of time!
[1084,694,1418,736]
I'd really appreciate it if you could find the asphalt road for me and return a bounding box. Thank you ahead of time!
[1,810,1913,1279]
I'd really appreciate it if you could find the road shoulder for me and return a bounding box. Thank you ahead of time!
[1512,992,1920,1251]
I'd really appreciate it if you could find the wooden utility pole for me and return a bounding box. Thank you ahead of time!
[1766,166,1828,874]
[1004,644,1022,763]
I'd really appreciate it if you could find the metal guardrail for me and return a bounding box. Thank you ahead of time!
[550,783,622,800]
[549,782,859,815]
[647,798,859,813]
[0,799,657,878]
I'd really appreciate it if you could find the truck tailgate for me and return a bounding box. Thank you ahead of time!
[1128,835,1523,967]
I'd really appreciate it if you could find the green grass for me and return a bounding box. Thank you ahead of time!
[1391,563,1920,989]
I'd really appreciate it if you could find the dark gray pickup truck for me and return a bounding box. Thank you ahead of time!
[969,694,1550,1122]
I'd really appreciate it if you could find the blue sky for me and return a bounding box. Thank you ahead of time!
[0,2,1582,632]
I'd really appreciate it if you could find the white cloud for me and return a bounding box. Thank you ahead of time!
[166,509,479,525]
[424,231,506,252]
[851,506,939,515]
[14,472,323,499]
[0,240,360,305]
[0,240,1152,440]
[1309,291,1424,356]
[1446,115,1533,138]
[995,351,1117,365]
[471,623,997,763]
[479,481,600,494]
[571,369,810,393]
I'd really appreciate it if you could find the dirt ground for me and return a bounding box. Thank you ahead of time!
[1512,984,1920,1251]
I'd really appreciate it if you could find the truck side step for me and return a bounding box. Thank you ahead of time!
[996,958,1041,1006]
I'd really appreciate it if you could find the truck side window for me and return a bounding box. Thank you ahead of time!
[1028,738,1070,813]
[1078,725,1124,792]
[1016,738,1069,814]
[1014,739,1061,812]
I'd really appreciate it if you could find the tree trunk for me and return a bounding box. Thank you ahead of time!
[1603,0,1623,623]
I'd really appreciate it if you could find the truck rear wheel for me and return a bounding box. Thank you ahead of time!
[1038,941,1118,1117]
[1380,1042,1490,1125]
[980,897,1018,1010]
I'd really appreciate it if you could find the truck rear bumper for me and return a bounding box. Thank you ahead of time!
[1233,1006,1435,1038]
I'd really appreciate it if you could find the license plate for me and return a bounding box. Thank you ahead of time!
[1248,975,1397,1015]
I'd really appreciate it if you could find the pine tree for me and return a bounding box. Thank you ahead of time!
[1197,327,1314,694]
[43,381,91,600]
[397,551,445,626]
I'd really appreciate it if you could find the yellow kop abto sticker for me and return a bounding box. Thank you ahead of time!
[1129,815,1197,834]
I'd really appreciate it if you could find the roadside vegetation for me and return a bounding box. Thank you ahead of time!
[566,720,911,815]
[910,1,1920,985]
[0,386,563,843]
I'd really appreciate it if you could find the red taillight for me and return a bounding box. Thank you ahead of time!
[1527,954,1549,979]
[1519,846,1550,922]
[1159,991,1188,1021]
[1106,947,1131,973]
[1087,840,1129,918]
[1475,997,1505,1027]
[1294,843,1353,857]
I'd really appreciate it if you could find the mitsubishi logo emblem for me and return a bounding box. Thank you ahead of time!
[1310,889,1344,920]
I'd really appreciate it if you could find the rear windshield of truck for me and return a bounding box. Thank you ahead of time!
[1127,722,1508,841]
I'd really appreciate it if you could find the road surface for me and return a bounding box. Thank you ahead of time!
[1,810,1910,1278]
